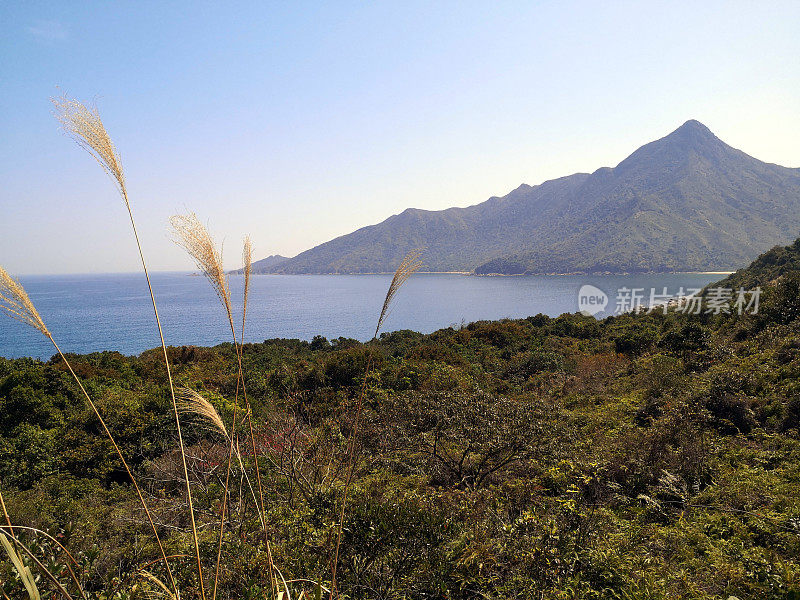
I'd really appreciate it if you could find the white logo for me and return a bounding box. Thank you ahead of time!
[578,284,608,316]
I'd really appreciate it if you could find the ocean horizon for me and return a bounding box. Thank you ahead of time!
[0,271,724,360]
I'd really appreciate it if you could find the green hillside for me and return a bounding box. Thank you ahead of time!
[711,238,800,291]
[4,240,800,597]
[258,121,800,275]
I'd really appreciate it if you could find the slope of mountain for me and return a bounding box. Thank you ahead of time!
[262,120,800,274]
[234,254,288,274]
[709,237,800,292]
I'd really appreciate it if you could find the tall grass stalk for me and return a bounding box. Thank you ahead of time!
[374,250,424,338]
[169,214,238,600]
[178,388,230,439]
[239,238,275,597]
[0,487,14,537]
[214,407,238,600]
[0,532,42,600]
[177,386,261,514]
[52,96,200,599]
[0,267,176,598]
[241,237,267,530]
[0,98,425,599]
[330,249,423,597]
[169,217,269,599]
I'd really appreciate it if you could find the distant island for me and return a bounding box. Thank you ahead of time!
[248,254,290,272]
[241,120,800,275]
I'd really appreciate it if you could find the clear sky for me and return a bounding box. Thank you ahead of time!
[2,1,799,274]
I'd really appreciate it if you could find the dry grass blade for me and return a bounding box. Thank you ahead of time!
[178,388,228,439]
[0,533,41,600]
[0,268,176,598]
[138,571,176,600]
[53,96,196,600]
[170,213,232,321]
[212,236,260,600]
[240,234,268,546]
[0,267,49,336]
[0,524,88,600]
[52,96,127,204]
[0,529,73,600]
[171,213,242,600]
[331,250,423,597]
[242,236,253,328]
[375,249,423,338]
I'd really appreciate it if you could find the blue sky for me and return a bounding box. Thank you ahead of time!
[2,1,799,274]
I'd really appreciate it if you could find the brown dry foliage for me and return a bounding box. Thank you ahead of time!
[169,213,233,322]
[375,249,424,337]
[53,96,129,204]
[0,266,50,336]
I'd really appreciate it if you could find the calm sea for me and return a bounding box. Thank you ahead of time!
[0,272,724,360]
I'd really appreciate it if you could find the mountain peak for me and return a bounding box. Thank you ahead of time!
[665,119,717,144]
[240,253,289,274]
[677,118,711,132]
[257,121,800,275]
[614,119,724,173]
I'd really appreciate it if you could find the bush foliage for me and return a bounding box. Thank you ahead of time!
[4,240,800,598]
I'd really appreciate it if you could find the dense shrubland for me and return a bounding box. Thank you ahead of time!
[3,239,800,598]
[3,97,800,599]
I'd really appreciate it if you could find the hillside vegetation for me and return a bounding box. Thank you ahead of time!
[3,239,800,598]
[258,121,800,275]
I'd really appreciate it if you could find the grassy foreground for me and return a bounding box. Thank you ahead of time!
[2,238,800,598]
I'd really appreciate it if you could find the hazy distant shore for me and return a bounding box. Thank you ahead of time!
[234,270,735,277]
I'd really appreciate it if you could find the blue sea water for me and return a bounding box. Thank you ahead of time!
[0,272,724,360]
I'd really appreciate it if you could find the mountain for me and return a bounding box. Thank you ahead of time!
[261,120,800,274]
[709,237,800,292]
[234,254,289,274]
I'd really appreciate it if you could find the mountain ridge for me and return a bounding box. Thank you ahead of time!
[251,120,800,275]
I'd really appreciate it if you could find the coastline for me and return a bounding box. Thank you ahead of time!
[234,270,735,277]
